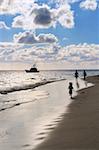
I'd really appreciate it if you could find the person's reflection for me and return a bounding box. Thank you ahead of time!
[84,80,87,87]
[76,79,80,89]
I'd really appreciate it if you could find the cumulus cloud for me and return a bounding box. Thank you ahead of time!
[0,0,3,5]
[0,42,23,62]
[0,42,59,63]
[37,33,58,43]
[33,7,52,26]
[13,31,58,44]
[57,5,74,28]
[8,44,59,62]
[12,3,74,30]
[14,32,37,44]
[0,21,10,29]
[0,0,36,15]
[0,0,98,32]
[0,42,99,66]
[57,44,99,62]
[0,0,75,30]
[80,0,98,10]
[12,5,53,29]
[10,43,99,64]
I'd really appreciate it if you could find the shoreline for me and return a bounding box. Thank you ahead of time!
[34,75,99,150]
[0,79,65,95]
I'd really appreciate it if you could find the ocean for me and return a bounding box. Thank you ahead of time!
[0,69,99,93]
[0,70,99,150]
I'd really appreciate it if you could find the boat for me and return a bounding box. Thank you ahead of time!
[25,64,39,73]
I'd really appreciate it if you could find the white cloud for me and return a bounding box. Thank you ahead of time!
[12,3,74,30]
[0,0,36,15]
[0,0,74,30]
[0,43,99,67]
[14,32,37,44]
[57,44,99,62]
[12,5,55,29]
[0,42,59,63]
[80,0,98,10]
[0,21,10,29]
[13,31,58,44]
[57,5,74,28]
[37,33,58,43]
[0,42,23,62]
[10,44,58,63]
[0,0,98,32]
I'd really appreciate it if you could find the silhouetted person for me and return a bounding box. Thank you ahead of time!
[75,70,79,80]
[68,82,73,99]
[83,70,87,80]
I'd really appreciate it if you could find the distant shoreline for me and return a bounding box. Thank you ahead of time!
[0,69,99,71]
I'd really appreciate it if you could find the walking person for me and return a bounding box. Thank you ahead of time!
[68,82,73,99]
[75,70,79,80]
[83,70,87,80]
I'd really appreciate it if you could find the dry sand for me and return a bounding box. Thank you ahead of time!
[34,76,99,150]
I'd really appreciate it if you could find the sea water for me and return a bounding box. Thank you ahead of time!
[0,70,98,150]
[0,70,98,111]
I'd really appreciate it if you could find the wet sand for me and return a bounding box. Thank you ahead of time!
[0,80,72,150]
[34,76,99,150]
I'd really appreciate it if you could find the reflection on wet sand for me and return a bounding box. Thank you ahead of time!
[75,79,80,89]
[84,80,88,87]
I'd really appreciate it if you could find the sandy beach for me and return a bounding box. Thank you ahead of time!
[34,75,99,150]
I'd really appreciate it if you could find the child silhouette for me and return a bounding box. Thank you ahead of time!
[68,82,73,99]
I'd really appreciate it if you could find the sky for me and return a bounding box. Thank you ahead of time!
[0,0,99,70]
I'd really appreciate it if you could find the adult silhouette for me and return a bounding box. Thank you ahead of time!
[83,70,87,80]
[75,70,79,80]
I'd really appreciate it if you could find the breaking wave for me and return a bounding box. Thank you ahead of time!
[0,79,64,94]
